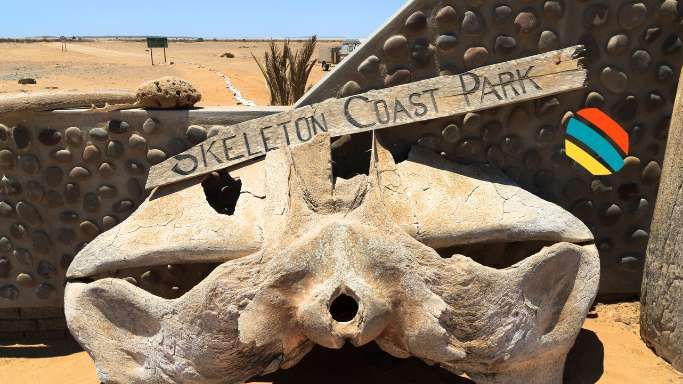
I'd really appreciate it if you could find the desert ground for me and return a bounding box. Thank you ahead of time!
[0,40,339,106]
[0,303,681,384]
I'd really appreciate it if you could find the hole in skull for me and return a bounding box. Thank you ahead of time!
[437,241,556,269]
[329,294,359,323]
[331,133,371,179]
[202,170,242,215]
[97,263,221,299]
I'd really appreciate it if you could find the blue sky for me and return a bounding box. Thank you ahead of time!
[1,1,406,38]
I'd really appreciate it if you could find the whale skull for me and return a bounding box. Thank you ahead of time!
[65,134,599,384]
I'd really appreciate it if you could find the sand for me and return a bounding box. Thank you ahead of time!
[0,40,338,106]
[0,303,680,384]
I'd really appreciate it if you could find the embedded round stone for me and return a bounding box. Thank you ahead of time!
[126,134,146,151]
[602,204,622,225]
[12,125,31,149]
[69,166,91,180]
[106,140,125,158]
[60,211,79,224]
[35,283,56,299]
[537,126,557,147]
[411,40,434,65]
[405,11,427,31]
[38,129,62,146]
[126,160,145,175]
[113,199,135,213]
[82,144,101,163]
[538,30,560,52]
[18,155,40,175]
[583,5,609,28]
[0,201,13,218]
[436,6,458,26]
[494,5,512,22]
[358,55,381,77]
[142,118,157,134]
[9,223,26,239]
[1,176,21,196]
[45,166,64,186]
[619,2,648,30]
[0,237,12,254]
[107,120,130,134]
[16,201,41,225]
[463,47,488,68]
[16,273,34,286]
[0,149,15,170]
[631,50,652,71]
[663,34,683,54]
[585,91,605,107]
[83,192,100,213]
[442,124,461,143]
[98,162,116,177]
[383,35,409,58]
[646,91,665,111]
[0,258,9,277]
[65,127,83,146]
[97,184,118,199]
[658,0,679,22]
[13,248,32,266]
[644,27,663,43]
[385,69,412,87]
[436,34,458,51]
[455,139,485,160]
[495,35,517,54]
[31,231,51,254]
[537,97,560,115]
[514,11,538,34]
[502,135,522,155]
[0,124,9,142]
[462,11,484,35]
[544,0,563,18]
[600,67,628,93]
[64,183,80,203]
[630,229,650,245]
[340,81,362,97]
[186,125,208,144]
[657,65,674,82]
[463,113,482,134]
[147,149,167,165]
[88,128,109,141]
[79,221,100,237]
[26,181,44,202]
[606,34,630,56]
[207,126,221,138]
[0,285,18,301]
[102,215,118,230]
[37,260,56,279]
[52,149,73,162]
[642,161,662,184]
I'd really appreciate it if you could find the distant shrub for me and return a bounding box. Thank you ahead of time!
[197,37,204,42]
[220,52,235,58]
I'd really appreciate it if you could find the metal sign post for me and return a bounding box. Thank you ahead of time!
[146,37,169,66]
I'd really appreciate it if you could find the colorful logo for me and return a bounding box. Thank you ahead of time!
[565,108,629,176]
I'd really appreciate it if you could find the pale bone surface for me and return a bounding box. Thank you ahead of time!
[66,134,599,384]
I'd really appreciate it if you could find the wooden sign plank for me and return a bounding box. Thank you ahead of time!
[146,46,586,190]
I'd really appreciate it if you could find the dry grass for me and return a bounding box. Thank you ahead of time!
[253,36,317,105]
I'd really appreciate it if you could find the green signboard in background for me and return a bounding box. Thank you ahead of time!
[146,37,169,65]
[146,37,168,48]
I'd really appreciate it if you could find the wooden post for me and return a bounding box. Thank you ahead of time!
[640,71,683,373]
[163,47,167,64]
[150,48,154,66]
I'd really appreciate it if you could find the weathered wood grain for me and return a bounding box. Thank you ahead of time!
[640,71,683,372]
[146,46,586,190]
[0,91,136,114]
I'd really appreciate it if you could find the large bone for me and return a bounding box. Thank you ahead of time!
[66,135,599,384]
